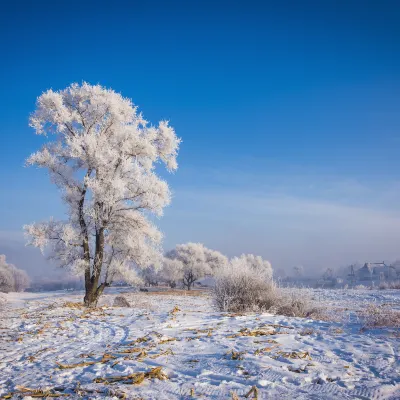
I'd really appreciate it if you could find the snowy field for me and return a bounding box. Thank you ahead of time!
[0,289,399,399]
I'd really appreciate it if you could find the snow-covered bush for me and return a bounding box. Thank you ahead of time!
[213,254,275,312]
[12,268,30,292]
[0,263,14,294]
[213,256,324,318]
[378,281,400,290]
[166,243,227,290]
[358,303,400,329]
[0,255,30,293]
[24,82,180,307]
[271,288,323,319]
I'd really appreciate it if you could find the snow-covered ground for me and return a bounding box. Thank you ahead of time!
[0,289,399,399]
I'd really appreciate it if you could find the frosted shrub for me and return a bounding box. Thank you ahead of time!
[213,256,324,318]
[379,281,400,290]
[0,255,30,293]
[0,264,14,293]
[272,288,324,319]
[358,303,400,329]
[213,254,275,312]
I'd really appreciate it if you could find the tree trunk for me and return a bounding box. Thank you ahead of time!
[84,227,105,307]
[84,281,108,307]
[84,283,99,307]
[183,271,195,291]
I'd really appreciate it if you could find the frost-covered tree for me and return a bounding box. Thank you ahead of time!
[166,243,227,290]
[0,255,14,293]
[159,258,184,288]
[12,268,31,292]
[0,255,30,293]
[24,83,180,306]
[139,265,160,287]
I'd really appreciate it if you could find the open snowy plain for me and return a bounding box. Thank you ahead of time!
[0,289,399,399]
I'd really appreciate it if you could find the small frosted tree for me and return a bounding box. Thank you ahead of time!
[166,243,227,290]
[140,265,160,287]
[0,255,15,293]
[159,258,184,288]
[0,255,30,293]
[24,83,180,306]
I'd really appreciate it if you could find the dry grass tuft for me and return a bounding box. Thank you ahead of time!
[2,386,69,398]
[272,350,311,360]
[254,345,280,355]
[226,349,245,360]
[56,353,116,369]
[135,350,148,361]
[118,347,143,354]
[245,385,259,399]
[62,302,84,309]
[159,337,177,344]
[56,360,96,369]
[94,366,168,385]
[170,305,181,315]
[231,391,240,400]
[228,327,277,338]
[150,348,174,359]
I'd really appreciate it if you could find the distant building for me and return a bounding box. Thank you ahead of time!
[352,262,397,285]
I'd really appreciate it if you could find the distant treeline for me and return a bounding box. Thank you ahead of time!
[27,279,84,292]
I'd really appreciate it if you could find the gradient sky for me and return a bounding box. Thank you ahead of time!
[1,0,400,279]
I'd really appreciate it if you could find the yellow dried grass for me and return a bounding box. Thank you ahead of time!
[226,349,245,360]
[150,348,174,359]
[94,366,168,385]
[1,386,69,398]
[273,351,311,360]
[62,302,84,309]
[245,385,259,399]
[56,361,96,369]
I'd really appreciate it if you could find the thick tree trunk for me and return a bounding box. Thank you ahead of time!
[84,281,108,307]
[84,283,99,307]
[84,227,106,307]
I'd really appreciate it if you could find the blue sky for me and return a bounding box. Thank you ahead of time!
[0,0,400,278]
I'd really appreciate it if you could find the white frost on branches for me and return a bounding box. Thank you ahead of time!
[229,254,273,282]
[0,255,30,293]
[24,83,180,303]
[214,254,273,312]
[159,258,184,288]
[165,243,228,290]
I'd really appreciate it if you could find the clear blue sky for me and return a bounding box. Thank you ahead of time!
[1,0,400,278]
